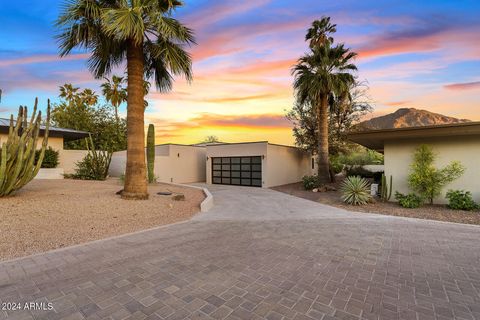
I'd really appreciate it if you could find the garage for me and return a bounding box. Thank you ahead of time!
[212,156,262,187]
[206,142,315,188]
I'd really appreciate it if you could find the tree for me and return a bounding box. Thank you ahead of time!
[408,145,465,204]
[57,0,195,200]
[101,75,127,126]
[52,83,127,152]
[287,81,372,155]
[292,17,357,184]
[200,136,220,144]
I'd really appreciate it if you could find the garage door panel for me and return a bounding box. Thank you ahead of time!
[212,156,262,187]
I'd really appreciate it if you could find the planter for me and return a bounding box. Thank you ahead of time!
[35,168,64,180]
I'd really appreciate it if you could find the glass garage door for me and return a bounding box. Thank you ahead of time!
[212,156,262,187]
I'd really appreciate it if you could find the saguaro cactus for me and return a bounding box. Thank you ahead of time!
[147,124,155,183]
[0,98,50,196]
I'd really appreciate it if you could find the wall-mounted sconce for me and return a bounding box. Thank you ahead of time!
[206,156,209,161]
[177,153,180,157]
[262,155,265,160]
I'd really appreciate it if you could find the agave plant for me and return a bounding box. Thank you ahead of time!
[340,176,371,205]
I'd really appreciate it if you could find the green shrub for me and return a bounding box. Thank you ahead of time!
[66,136,112,181]
[340,176,372,205]
[408,145,465,204]
[445,190,479,211]
[35,147,59,168]
[302,175,320,190]
[333,149,384,167]
[394,191,423,208]
[330,157,344,174]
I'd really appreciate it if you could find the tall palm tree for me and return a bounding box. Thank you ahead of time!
[102,75,127,125]
[56,0,195,200]
[293,35,357,184]
[305,17,336,48]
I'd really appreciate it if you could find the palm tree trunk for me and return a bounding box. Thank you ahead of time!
[122,40,148,200]
[317,94,330,185]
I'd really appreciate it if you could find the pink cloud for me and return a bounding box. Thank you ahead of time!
[444,81,480,91]
[191,113,291,129]
[0,53,89,67]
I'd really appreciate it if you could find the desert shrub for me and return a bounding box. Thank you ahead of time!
[446,190,479,211]
[302,175,320,190]
[333,149,384,167]
[35,147,59,168]
[340,176,372,205]
[395,191,423,208]
[408,145,465,204]
[66,136,112,181]
[330,157,344,174]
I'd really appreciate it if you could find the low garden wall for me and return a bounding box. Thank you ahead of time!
[59,150,89,175]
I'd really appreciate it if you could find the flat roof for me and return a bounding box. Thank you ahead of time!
[348,121,480,152]
[0,118,90,142]
[205,141,303,150]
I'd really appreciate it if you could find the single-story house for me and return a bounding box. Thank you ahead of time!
[348,122,480,204]
[0,118,90,178]
[109,144,206,183]
[206,141,315,188]
[109,141,315,188]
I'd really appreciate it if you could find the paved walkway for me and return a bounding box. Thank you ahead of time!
[1,185,479,320]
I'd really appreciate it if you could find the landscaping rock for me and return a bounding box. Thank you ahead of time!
[312,188,318,193]
[172,194,185,201]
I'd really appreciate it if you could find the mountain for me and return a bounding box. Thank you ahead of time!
[356,108,471,130]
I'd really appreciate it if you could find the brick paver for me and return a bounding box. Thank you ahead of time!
[0,185,479,319]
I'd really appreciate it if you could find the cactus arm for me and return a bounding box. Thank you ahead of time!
[388,175,393,201]
[0,143,7,194]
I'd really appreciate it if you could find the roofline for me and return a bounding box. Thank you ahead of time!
[351,120,480,135]
[348,121,480,152]
[205,141,307,150]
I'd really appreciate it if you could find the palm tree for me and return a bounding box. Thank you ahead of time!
[56,0,195,200]
[59,84,80,106]
[102,75,127,125]
[81,88,99,106]
[293,20,357,184]
[305,17,336,48]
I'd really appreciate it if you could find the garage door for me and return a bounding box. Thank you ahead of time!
[212,156,262,187]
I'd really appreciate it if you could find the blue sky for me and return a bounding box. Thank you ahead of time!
[1,0,479,143]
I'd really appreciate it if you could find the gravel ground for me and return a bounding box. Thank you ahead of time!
[273,182,480,225]
[0,179,205,261]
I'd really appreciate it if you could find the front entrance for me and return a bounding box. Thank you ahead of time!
[212,156,262,187]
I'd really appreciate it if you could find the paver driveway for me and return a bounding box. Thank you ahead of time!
[1,185,480,320]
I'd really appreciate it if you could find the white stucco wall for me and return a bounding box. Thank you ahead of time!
[206,142,268,186]
[385,136,480,204]
[109,145,206,183]
[265,144,314,188]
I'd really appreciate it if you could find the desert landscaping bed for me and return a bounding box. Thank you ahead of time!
[273,182,480,225]
[0,179,205,261]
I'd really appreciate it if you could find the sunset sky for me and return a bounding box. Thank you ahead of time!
[1,0,479,145]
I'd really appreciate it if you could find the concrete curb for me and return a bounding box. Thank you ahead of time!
[166,182,213,212]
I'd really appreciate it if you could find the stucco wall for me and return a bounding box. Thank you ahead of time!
[385,136,480,204]
[59,150,89,174]
[265,144,314,188]
[206,142,268,186]
[0,134,64,152]
[109,145,206,183]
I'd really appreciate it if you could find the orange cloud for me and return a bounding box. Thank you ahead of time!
[444,81,480,91]
[191,113,291,129]
[384,100,411,107]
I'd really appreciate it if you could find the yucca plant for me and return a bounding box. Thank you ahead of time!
[340,175,371,205]
[0,98,50,196]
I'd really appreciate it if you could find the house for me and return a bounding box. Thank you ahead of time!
[109,144,206,183]
[0,118,90,178]
[348,122,480,203]
[109,141,315,188]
